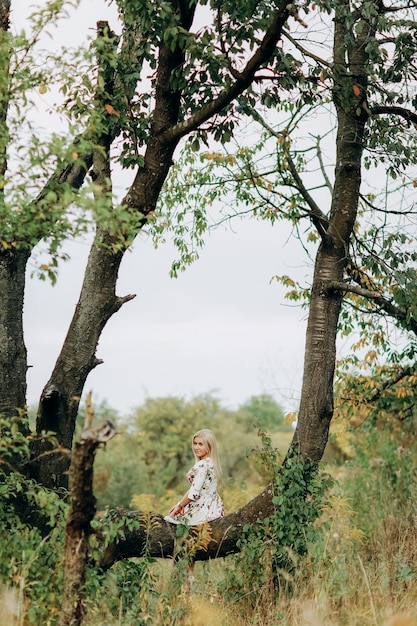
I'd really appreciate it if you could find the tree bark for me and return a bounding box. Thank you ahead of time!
[58,418,116,626]
[0,249,30,422]
[0,5,30,429]
[290,0,371,462]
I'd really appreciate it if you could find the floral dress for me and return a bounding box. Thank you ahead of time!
[165,457,224,525]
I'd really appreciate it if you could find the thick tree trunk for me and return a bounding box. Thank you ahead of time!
[290,1,370,464]
[0,1,28,428]
[31,239,133,489]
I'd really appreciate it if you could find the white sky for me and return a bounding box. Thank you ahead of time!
[15,0,316,416]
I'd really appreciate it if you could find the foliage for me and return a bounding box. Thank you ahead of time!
[2,1,102,277]
[156,0,417,422]
[235,393,287,432]
[220,431,333,610]
[343,414,417,552]
[92,393,290,511]
[3,406,417,625]
[0,417,67,624]
[3,0,417,622]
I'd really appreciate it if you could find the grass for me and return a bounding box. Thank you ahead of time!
[77,480,417,626]
[3,427,417,625]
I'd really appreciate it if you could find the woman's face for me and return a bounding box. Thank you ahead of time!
[193,436,208,459]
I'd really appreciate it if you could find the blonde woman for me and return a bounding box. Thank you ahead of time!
[165,429,224,525]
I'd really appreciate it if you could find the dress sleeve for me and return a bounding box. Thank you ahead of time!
[187,461,208,501]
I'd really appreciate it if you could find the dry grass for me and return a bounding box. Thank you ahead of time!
[0,586,20,626]
[7,427,417,626]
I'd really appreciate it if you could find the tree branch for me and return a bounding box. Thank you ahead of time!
[345,261,417,335]
[31,21,122,246]
[162,1,291,143]
[327,280,380,298]
[371,104,417,125]
[246,106,330,240]
[316,135,333,193]
[283,29,331,68]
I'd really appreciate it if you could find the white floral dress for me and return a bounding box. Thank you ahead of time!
[165,457,224,525]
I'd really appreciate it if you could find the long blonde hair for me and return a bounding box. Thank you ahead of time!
[192,429,222,483]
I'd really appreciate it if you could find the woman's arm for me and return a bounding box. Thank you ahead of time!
[168,493,192,517]
[167,461,208,517]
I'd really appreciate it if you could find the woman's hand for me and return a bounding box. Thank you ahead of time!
[168,501,185,517]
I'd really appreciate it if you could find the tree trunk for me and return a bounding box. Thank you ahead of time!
[0,1,29,428]
[58,418,116,626]
[31,238,133,489]
[0,249,29,424]
[290,1,370,464]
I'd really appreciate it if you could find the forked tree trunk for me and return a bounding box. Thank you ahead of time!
[87,2,373,565]
[29,1,291,491]
[3,0,378,572]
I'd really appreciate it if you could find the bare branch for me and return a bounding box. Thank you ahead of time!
[315,135,333,193]
[360,192,417,216]
[283,29,332,68]
[246,106,330,240]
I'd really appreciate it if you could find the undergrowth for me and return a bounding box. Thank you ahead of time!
[1,421,417,625]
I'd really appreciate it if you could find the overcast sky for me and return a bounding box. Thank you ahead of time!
[15,0,316,416]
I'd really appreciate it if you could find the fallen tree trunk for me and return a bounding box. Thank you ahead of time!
[98,483,277,569]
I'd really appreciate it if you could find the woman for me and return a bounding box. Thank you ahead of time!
[165,429,224,525]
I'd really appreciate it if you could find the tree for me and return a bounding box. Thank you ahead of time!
[236,394,286,432]
[109,0,417,560]
[1,0,292,491]
[2,0,417,569]
[160,0,417,458]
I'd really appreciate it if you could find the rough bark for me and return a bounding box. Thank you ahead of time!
[0,249,30,421]
[0,1,29,427]
[290,0,371,462]
[58,417,116,626]
[31,23,125,489]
